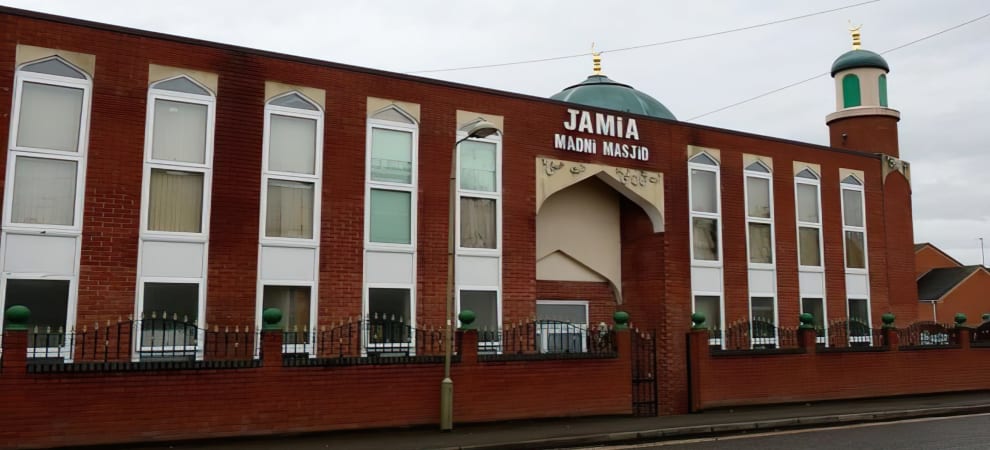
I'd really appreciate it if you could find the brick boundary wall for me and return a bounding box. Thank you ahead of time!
[0,329,632,449]
[687,327,990,411]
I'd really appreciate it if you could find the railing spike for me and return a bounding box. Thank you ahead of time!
[172,312,178,321]
[183,315,189,323]
[106,319,111,327]
[151,311,157,319]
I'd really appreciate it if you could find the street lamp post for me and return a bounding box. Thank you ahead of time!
[441,120,501,431]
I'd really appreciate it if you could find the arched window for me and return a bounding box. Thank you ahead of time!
[842,74,861,108]
[878,74,888,107]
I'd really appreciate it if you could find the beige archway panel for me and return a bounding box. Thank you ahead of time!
[536,157,664,233]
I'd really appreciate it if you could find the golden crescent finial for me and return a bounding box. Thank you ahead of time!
[591,42,602,75]
[848,21,862,50]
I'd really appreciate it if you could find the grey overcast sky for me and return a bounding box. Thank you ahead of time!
[4,0,989,265]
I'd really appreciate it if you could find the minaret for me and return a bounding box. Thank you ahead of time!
[826,26,900,157]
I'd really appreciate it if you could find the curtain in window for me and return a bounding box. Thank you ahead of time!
[152,99,207,164]
[750,297,775,339]
[845,230,866,268]
[266,180,314,239]
[748,222,773,263]
[461,291,498,341]
[691,169,717,213]
[694,296,721,330]
[369,189,411,244]
[262,286,311,331]
[801,298,825,331]
[746,177,770,218]
[141,282,199,347]
[269,114,316,174]
[17,82,83,152]
[798,227,821,266]
[848,298,870,336]
[370,128,412,183]
[796,184,819,223]
[148,169,203,232]
[11,156,77,226]
[460,197,496,249]
[692,217,719,261]
[459,141,496,192]
[842,189,864,227]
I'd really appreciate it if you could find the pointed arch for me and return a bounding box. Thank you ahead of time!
[745,161,771,173]
[690,152,718,166]
[269,91,320,111]
[842,74,861,107]
[151,75,212,96]
[20,56,88,79]
[370,104,418,125]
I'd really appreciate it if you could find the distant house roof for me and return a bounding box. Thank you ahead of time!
[914,242,965,269]
[917,266,982,301]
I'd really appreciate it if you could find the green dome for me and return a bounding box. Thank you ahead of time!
[550,75,676,120]
[831,49,889,76]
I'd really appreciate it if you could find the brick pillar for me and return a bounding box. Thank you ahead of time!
[3,306,30,376]
[260,330,283,369]
[958,327,971,350]
[798,328,818,354]
[883,327,899,351]
[457,329,478,365]
[687,329,708,412]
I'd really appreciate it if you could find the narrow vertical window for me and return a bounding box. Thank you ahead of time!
[842,74,861,108]
[262,93,322,241]
[795,169,822,267]
[744,162,773,264]
[367,118,416,245]
[841,175,867,269]
[689,153,720,262]
[3,56,92,357]
[878,74,888,107]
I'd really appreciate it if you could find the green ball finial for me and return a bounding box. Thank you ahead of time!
[458,309,476,330]
[4,305,30,331]
[982,313,990,322]
[881,312,896,329]
[613,311,629,330]
[262,307,283,330]
[954,313,967,327]
[691,312,706,330]
[799,313,815,330]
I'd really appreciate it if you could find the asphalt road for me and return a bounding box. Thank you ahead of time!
[589,413,990,450]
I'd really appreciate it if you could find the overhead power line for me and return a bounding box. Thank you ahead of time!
[405,0,881,74]
[685,11,990,121]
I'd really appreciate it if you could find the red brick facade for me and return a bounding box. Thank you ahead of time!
[0,6,926,442]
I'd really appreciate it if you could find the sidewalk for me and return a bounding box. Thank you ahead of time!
[138,391,990,450]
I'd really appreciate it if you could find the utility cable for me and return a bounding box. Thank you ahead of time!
[685,10,990,121]
[405,0,881,74]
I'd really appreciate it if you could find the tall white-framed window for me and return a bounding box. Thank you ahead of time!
[255,91,323,355]
[795,168,823,269]
[795,167,826,343]
[535,300,588,353]
[135,75,216,359]
[260,92,322,243]
[2,55,92,358]
[454,126,502,350]
[840,176,867,271]
[689,152,723,346]
[689,153,721,263]
[744,161,777,348]
[841,174,871,344]
[363,105,418,355]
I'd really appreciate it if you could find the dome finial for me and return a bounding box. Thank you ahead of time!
[591,42,603,75]
[849,21,862,50]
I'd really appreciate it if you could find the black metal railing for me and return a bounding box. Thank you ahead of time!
[825,319,884,349]
[307,316,447,358]
[495,320,615,355]
[715,319,799,351]
[973,321,990,345]
[23,316,257,363]
[898,321,957,347]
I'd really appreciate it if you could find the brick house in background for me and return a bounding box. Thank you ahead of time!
[915,243,990,323]
[0,5,922,439]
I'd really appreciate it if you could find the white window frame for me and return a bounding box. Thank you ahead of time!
[688,153,722,266]
[743,162,774,269]
[259,92,323,247]
[455,133,502,255]
[692,292,724,347]
[135,75,215,359]
[794,170,824,271]
[456,286,502,353]
[748,295,779,348]
[134,277,206,360]
[535,300,589,353]
[840,176,868,273]
[3,57,91,234]
[800,296,829,346]
[0,275,78,360]
[258,281,317,355]
[364,117,418,251]
[139,76,216,240]
[846,297,873,345]
[362,283,416,356]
